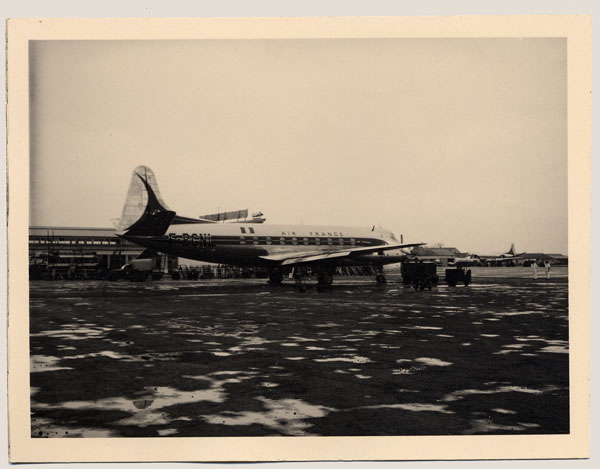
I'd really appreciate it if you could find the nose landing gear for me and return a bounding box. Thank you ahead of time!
[375,267,386,284]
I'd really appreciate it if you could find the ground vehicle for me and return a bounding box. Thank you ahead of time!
[29,251,99,280]
[445,267,472,286]
[107,258,164,281]
[401,262,439,290]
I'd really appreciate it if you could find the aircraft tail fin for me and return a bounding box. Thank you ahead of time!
[118,166,175,236]
[506,243,516,256]
[118,166,171,230]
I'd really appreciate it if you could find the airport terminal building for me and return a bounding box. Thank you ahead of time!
[29,226,178,278]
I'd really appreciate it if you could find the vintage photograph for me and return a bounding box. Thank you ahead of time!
[7,16,590,462]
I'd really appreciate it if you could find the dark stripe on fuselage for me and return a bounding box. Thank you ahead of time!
[165,234,387,248]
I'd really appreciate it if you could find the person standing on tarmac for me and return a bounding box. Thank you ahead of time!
[532,260,538,279]
[544,260,551,280]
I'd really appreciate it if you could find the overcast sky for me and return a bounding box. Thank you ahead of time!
[29,38,567,254]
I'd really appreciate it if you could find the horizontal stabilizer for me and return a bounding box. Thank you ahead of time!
[197,209,249,223]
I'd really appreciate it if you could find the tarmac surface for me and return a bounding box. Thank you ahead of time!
[29,267,569,437]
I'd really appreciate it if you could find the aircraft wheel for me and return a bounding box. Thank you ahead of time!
[317,272,333,287]
[269,272,283,285]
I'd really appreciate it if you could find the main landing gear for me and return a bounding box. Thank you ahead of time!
[317,271,333,287]
[268,271,284,285]
[268,267,335,291]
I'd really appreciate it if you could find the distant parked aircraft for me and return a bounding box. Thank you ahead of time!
[473,243,522,265]
[118,166,425,286]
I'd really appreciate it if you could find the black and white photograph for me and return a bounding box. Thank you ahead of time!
[7,16,590,462]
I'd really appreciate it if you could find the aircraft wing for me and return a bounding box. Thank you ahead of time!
[492,255,518,262]
[259,243,425,266]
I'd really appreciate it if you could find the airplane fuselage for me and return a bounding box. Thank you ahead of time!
[123,223,403,268]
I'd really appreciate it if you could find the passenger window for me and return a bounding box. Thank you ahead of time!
[315,238,321,245]
[280,237,286,245]
[240,236,246,245]
[303,237,309,246]
[351,238,356,246]
[266,236,272,245]
[292,237,298,245]
[327,238,333,246]
[338,238,344,245]
[253,236,259,245]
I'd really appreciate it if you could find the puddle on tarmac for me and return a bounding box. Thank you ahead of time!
[539,345,568,354]
[30,355,74,373]
[493,339,566,355]
[359,403,454,414]
[391,367,421,375]
[414,357,453,367]
[288,336,318,342]
[492,408,517,415]
[32,417,117,438]
[314,322,343,328]
[464,419,540,434]
[30,325,113,341]
[442,385,557,402]
[32,371,262,434]
[313,356,371,364]
[157,428,178,436]
[178,293,230,297]
[491,311,546,317]
[37,384,224,427]
[62,350,141,361]
[365,313,394,319]
[202,397,333,436]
